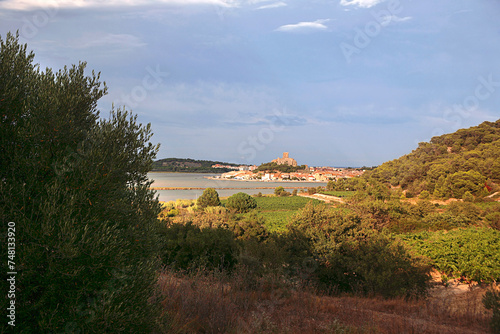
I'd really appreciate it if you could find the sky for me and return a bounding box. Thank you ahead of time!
[1,0,499,167]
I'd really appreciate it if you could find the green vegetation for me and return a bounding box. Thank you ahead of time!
[483,289,500,333]
[158,222,238,272]
[0,33,162,332]
[4,33,499,333]
[320,190,356,198]
[152,157,241,173]
[401,228,500,282]
[368,119,500,198]
[197,187,221,208]
[255,161,308,173]
[226,192,257,213]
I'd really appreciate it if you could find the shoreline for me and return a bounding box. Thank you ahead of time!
[151,186,314,190]
[203,176,328,183]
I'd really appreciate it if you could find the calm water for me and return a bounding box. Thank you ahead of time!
[148,172,327,202]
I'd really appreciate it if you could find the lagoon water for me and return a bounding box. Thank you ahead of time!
[148,172,327,202]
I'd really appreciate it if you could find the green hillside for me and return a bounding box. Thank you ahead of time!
[368,119,500,198]
[152,158,241,173]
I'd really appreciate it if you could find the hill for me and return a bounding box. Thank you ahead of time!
[368,119,500,198]
[152,158,241,173]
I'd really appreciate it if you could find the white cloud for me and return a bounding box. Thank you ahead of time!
[339,0,384,9]
[0,0,237,11]
[275,19,330,33]
[380,15,412,26]
[256,1,286,10]
[70,33,147,49]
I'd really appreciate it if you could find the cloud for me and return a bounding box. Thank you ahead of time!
[70,33,147,49]
[0,0,236,11]
[380,15,412,26]
[275,19,330,33]
[256,1,286,10]
[339,0,384,9]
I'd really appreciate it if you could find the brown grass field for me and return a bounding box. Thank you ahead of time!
[156,269,495,334]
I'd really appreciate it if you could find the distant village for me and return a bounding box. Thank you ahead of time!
[211,152,365,182]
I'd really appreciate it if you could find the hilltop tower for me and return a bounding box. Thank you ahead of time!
[272,152,297,166]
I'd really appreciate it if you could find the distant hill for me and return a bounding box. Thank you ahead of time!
[368,119,500,198]
[151,158,241,173]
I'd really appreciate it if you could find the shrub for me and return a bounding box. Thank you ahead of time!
[462,191,475,202]
[289,203,431,298]
[274,186,285,196]
[158,222,238,272]
[321,235,431,298]
[485,212,500,230]
[230,213,269,241]
[307,187,317,195]
[197,187,221,208]
[483,288,500,333]
[226,192,257,213]
[419,190,430,200]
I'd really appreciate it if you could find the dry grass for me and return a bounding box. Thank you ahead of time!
[156,269,493,334]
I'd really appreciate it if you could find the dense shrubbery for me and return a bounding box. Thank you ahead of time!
[158,222,238,272]
[286,203,430,298]
[255,162,308,173]
[0,33,162,332]
[367,120,500,198]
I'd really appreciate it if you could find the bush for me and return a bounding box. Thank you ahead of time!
[197,187,221,208]
[462,191,475,202]
[307,187,317,195]
[226,192,257,213]
[419,190,430,200]
[274,186,285,196]
[483,288,500,333]
[321,235,430,298]
[289,203,430,298]
[158,222,238,272]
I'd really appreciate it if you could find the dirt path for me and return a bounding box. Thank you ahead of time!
[297,192,345,204]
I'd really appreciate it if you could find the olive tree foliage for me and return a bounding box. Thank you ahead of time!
[0,32,163,333]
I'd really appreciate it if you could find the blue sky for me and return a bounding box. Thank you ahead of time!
[1,0,499,167]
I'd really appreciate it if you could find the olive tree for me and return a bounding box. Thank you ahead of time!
[0,32,163,333]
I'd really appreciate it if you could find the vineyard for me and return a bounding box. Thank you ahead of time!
[401,227,500,282]
[246,196,322,231]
